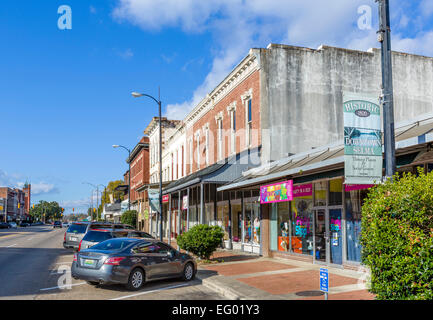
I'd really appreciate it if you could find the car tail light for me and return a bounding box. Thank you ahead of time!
[64,232,66,241]
[78,240,82,252]
[73,253,77,262]
[104,257,126,265]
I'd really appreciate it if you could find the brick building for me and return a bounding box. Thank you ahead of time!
[144,42,433,264]
[0,184,31,222]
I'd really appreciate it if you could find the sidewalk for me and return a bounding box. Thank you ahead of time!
[196,250,375,300]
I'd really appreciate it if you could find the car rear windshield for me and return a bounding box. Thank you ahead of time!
[89,224,112,230]
[67,224,87,234]
[90,239,136,251]
[83,231,112,242]
[54,221,61,224]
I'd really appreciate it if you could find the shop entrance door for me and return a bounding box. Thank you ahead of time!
[313,208,343,265]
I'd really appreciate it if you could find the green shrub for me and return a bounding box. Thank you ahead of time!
[121,210,137,228]
[176,224,224,260]
[361,169,433,300]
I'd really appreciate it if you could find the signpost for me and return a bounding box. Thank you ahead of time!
[320,268,329,300]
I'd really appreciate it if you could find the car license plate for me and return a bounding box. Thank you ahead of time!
[84,259,95,266]
[70,237,78,241]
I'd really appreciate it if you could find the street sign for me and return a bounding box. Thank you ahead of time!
[320,268,329,293]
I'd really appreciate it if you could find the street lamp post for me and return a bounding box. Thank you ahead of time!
[97,184,107,221]
[83,182,99,221]
[131,89,163,242]
[113,145,131,212]
[377,0,396,179]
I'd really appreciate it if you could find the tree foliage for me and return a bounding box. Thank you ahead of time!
[361,169,433,300]
[176,224,224,260]
[121,210,137,228]
[29,201,62,221]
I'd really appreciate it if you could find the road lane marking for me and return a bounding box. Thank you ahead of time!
[39,282,86,291]
[109,283,191,300]
[6,244,17,248]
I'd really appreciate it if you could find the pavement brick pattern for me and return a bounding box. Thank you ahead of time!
[199,250,375,300]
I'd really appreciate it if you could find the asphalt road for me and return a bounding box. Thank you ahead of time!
[0,226,223,300]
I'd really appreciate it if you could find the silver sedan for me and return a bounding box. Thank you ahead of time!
[71,238,197,290]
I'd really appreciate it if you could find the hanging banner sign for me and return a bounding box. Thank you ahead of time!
[162,195,169,203]
[182,195,189,210]
[148,189,160,213]
[260,180,293,204]
[343,92,382,185]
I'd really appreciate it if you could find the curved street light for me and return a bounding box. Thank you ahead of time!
[131,89,163,241]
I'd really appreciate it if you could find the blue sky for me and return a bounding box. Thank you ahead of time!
[0,0,432,214]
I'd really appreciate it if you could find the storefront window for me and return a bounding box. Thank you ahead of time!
[217,204,230,240]
[204,203,214,226]
[189,206,197,230]
[181,210,187,233]
[231,203,242,242]
[291,196,313,255]
[252,202,260,245]
[277,202,290,252]
[328,178,343,206]
[314,181,327,206]
[244,203,252,243]
[345,189,368,262]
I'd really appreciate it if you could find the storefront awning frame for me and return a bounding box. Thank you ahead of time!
[218,112,433,192]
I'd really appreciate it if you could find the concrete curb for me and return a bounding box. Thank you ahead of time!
[198,275,242,300]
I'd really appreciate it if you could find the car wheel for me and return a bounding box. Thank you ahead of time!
[86,281,99,286]
[182,262,195,281]
[126,268,144,291]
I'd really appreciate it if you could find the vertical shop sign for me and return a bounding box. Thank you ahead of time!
[343,92,382,185]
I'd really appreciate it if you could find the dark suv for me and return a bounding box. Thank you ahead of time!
[53,221,62,228]
[63,222,135,251]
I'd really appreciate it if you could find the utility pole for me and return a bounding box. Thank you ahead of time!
[377,0,396,179]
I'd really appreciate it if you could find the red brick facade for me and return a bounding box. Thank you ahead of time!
[186,69,261,174]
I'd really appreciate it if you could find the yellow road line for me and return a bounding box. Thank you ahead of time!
[0,233,20,239]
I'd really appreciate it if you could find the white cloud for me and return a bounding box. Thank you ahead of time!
[420,0,433,17]
[26,182,59,195]
[0,170,59,195]
[115,48,134,60]
[112,0,432,119]
[392,31,433,57]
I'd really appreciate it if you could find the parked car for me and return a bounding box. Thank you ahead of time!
[53,221,62,228]
[8,222,17,229]
[19,222,30,227]
[62,222,70,228]
[71,238,196,290]
[32,221,44,226]
[78,229,154,251]
[63,222,89,250]
[0,222,10,229]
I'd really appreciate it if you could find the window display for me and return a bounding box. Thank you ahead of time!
[291,196,313,255]
[217,204,230,240]
[277,202,290,252]
[231,204,241,242]
[345,188,368,262]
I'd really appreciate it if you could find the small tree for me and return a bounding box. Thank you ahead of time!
[176,224,224,260]
[361,169,433,300]
[121,210,137,228]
